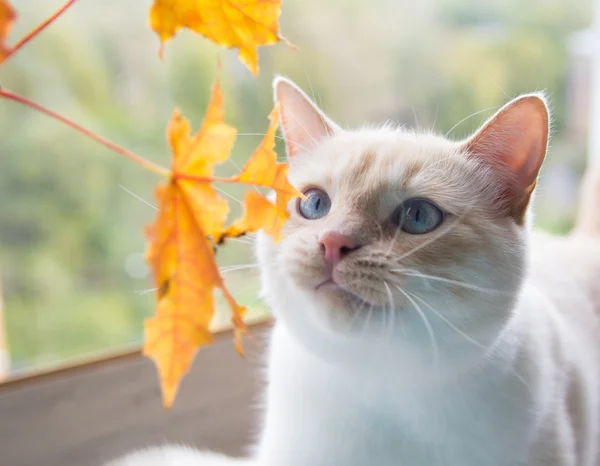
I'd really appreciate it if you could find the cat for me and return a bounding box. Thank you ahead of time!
[109,77,600,466]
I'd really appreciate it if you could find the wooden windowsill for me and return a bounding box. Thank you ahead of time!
[0,318,272,466]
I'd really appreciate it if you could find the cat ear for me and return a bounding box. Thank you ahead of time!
[273,77,341,158]
[463,93,549,224]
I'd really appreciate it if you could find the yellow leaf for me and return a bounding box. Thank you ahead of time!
[144,184,218,407]
[144,77,300,407]
[144,78,246,407]
[230,104,303,240]
[149,0,291,75]
[224,190,279,239]
[0,0,16,63]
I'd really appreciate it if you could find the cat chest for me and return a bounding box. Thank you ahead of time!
[261,373,534,466]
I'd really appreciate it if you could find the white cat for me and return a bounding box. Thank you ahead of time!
[110,78,600,466]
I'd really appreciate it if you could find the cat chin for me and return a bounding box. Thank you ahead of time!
[256,231,386,363]
[255,231,520,373]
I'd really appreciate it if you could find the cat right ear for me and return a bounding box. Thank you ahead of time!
[462,94,549,224]
[274,77,340,158]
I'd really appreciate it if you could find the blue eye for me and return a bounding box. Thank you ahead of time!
[394,198,444,234]
[298,188,331,220]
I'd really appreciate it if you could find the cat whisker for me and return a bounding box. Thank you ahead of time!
[304,69,328,132]
[224,154,243,172]
[238,133,315,156]
[431,104,439,132]
[383,281,396,335]
[411,106,420,131]
[348,299,366,331]
[394,284,440,368]
[407,292,485,349]
[280,103,320,147]
[444,105,499,138]
[135,287,158,295]
[119,184,158,210]
[220,153,264,194]
[224,236,256,246]
[385,225,402,256]
[233,282,263,300]
[374,221,385,244]
[396,202,477,262]
[220,264,260,273]
[385,193,475,257]
[390,268,507,294]
[396,227,448,262]
[363,304,375,338]
[373,294,388,333]
[409,291,532,395]
[213,186,244,207]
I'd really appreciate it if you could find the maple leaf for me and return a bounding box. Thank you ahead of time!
[144,78,243,407]
[143,79,300,407]
[149,0,291,75]
[0,0,16,62]
[224,104,303,241]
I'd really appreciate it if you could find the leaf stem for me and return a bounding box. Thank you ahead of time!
[3,0,80,65]
[175,173,231,184]
[175,173,266,185]
[0,89,170,177]
[176,173,271,188]
[175,173,303,198]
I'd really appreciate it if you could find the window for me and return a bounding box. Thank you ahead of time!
[0,0,593,379]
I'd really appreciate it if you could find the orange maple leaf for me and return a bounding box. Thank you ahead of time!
[149,0,291,75]
[0,0,16,62]
[144,79,301,407]
[224,104,302,240]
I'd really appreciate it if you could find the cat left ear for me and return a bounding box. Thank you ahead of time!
[274,77,341,159]
[463,93,549,224]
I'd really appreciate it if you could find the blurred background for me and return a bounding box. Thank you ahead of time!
[0,0,596,378]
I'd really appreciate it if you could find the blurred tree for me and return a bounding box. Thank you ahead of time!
[0,0,592,372]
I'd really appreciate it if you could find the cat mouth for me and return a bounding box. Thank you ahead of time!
[314,278,378,309]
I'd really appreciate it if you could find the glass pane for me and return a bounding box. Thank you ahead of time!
[0,0,593,379]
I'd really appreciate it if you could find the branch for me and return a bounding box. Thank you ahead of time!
[3,0,80,65]
[0,88,170,177]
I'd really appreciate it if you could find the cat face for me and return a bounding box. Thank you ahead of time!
[256,78,548,368]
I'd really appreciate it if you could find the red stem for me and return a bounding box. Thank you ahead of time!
[3,0,80,65]
[175,173,232,184]
[175,173,305,199]
[0,89,170,177]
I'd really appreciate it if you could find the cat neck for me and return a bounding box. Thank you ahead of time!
[268,301,528,397]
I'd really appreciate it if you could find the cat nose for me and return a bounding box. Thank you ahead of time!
[319,232,361,265]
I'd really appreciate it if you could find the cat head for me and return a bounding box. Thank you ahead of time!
[256,77,549,371]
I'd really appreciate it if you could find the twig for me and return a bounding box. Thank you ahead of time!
[0,88,170,177]
[3,0,81,65]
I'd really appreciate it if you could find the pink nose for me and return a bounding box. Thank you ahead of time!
[319,232,361,264]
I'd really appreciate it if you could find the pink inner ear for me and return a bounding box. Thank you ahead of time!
[274,78,339,158]
[279,110,329,158]
[464,95,549,220]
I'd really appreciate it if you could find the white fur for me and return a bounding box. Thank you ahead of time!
[107,447,253,466]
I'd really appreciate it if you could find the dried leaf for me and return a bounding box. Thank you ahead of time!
[149,0,290,75]
[0,0,16,63]
[144,78,299,407]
